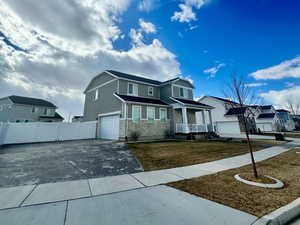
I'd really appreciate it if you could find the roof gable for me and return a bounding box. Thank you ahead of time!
[8,95,56,108]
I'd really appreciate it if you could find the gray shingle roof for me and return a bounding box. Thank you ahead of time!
[257,113,275,119]
[115,93,168,105]
[8,95,56,108]
[107,70,162,85]
[173,98,213,108]
[225,107,247,116]
[209,96,239,105]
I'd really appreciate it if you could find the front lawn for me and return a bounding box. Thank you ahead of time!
[129,141,266,171]
[168,149,300,217]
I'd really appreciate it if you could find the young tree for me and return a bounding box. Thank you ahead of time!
[223,74,262,178]
[286,98,300,116]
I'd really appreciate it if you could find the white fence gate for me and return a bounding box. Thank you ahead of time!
[0,121,97,145]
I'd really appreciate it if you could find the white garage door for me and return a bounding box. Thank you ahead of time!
[216,121,240,134]
[99,115,120,140]
[256,123,272,132]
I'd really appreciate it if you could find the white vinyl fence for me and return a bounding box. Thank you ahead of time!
[0,121,97,145]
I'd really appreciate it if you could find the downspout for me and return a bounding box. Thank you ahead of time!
[125,103,128,140]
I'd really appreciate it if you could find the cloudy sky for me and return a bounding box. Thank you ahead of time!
[1,0,300,119]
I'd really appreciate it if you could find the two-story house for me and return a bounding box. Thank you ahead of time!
[83,70,214,140]
[251,105,280,132]
[197,96,256,134]
[0,95,64,123]
[276,109,295,131]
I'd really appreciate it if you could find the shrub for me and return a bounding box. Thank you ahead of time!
[130,131,141,142]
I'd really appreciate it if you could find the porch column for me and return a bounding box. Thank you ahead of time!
[182,107,189,133]
[201,110,206,124]
[208,110,213,131]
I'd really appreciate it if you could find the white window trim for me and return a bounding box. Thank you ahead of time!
[148,86,154,96]
[179,87,189,98]
[179,87,184,98]
[128,83,138,96]
[95,89,99,100]
[132,105,141,123]
[147,106,155,122]
[159,108,167,122]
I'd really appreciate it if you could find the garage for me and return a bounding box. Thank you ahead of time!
[256,123,273,132]
[216,121,241,134]
[99,114,120,140]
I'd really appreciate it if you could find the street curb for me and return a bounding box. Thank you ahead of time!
[252,197,300,225]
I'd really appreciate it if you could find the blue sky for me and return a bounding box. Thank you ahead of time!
[1,0,300,117]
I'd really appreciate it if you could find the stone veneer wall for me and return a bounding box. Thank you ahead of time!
[119,119,171,140]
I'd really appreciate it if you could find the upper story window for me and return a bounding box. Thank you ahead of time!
[0,105,3,111]
[148,86,154,96]
[179,87,189,98]
[95,89,99,100]
[128,83,138,96]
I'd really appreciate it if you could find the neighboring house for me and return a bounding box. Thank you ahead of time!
[0,95,64,123]
[197,96,256,134]
[292,115,300,130]
[276,109,296,131]
[72,116,83,123]
[252,105,280,132]
[83,70,213,140]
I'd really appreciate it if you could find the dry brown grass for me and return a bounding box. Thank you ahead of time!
[129,141,264,171]
[168,149,300,217]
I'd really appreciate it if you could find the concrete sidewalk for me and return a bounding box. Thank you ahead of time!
[0,185,257,225]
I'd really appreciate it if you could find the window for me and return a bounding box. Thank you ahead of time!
[32,107,38,113]
[179,88,184,97]
[160,108,167,122]
[179,87,188,98]
[132,105,141,123]
[147,107,155,122]
[47,108,52,116]
[148,86,154,96]
[95,89,99,100]
[0,105,3,111]
[128,83,138,96]
[44,108,47,115]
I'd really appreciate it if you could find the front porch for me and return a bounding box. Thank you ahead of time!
[174,107,213,134]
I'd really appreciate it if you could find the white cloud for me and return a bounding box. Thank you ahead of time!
[0,0,180,118]
[203,63,225,78]
[138,19,156,33]
[285,82,295,87]
[171,4,196,23]
[260,86,300,108]
[171,0,208,23]
[245,82,267,87]
[138,0,158,12]
[250,56,300,80]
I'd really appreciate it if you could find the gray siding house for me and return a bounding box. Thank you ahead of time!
[83,70,213,140]
[0,95,64,123]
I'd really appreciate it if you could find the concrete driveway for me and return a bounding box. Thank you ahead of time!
[0,140,143,188]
